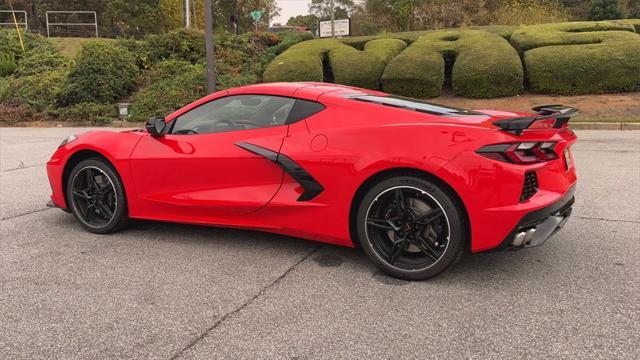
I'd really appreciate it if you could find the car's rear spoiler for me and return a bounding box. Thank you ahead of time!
[492,105,579,135]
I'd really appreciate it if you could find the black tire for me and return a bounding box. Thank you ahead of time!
[356,176,465,280]
[66,158,128,234]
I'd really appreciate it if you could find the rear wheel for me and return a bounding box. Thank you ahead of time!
[66,158,128,234]
[356,176,464,280]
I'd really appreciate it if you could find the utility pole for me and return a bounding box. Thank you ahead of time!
[330,0,335,37]
[204,0,216,93]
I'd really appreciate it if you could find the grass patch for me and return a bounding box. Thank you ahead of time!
[49,37,104,58]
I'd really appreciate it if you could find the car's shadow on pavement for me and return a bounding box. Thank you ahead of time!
[97,217,555,286]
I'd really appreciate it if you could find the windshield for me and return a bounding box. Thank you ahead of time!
[348,94,484,116]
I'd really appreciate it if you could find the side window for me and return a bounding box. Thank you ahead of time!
[171,95,296,135]
[287,99,326,124]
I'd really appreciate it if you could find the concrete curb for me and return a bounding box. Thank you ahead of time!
[571,122,640,130]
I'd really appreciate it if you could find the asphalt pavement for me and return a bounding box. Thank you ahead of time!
[1,127,639,359]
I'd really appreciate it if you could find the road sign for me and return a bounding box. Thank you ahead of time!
[319,18,350,38]
[249,10,262,22]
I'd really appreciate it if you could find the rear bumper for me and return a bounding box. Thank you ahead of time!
[496,185,575,250]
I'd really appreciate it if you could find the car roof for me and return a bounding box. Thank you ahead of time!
[232,82,383,101]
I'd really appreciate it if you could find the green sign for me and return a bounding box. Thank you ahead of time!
[249,10,262,22]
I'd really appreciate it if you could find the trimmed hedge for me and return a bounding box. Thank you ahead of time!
[511,20,640,94]
[329,38,406,89]
[59,40,139,105]
[264,38,407,89]
[263,39,341,82]
[382,30,524,98]
[265,29,524,98]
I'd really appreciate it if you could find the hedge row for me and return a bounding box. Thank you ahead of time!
[510,20,640,94]
[382,30,523,98]
[265,20,640,97]
[265,29,523,98]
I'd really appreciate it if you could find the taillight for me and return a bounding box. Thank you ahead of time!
[476,142,558,164]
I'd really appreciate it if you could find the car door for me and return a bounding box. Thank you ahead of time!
[129,94,297,222]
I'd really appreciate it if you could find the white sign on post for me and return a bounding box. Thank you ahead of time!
[319,18,350,38]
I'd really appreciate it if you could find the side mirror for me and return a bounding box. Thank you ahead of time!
[146,117,166,137]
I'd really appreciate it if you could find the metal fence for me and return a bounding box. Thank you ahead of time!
[0,10,27,29]
[45,11,98,38]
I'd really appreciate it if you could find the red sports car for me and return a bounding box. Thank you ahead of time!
[46,82,577,280]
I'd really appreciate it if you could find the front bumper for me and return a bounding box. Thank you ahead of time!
[498,186,575,250]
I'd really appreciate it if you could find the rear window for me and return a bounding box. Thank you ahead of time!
[348,95,484,116]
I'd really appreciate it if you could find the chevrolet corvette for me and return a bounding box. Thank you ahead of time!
[46,82,577,280]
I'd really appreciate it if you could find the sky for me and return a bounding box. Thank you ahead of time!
[274,0,311,25]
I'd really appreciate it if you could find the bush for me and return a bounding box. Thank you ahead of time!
[329,38,406,89]
[484,0,570,25]
[130,63,207,122]
[115,38,152,70]
[14,69,69,112]
[59,40,139,105]
[588,0,624,20]
[146,28,206,63]
[0,29,52,61]
[467,25,520,39]
[58,103,117,124]
[511,21,640,94]
[0,53,17,77]
[263,39,342,82]
[13,46,68,77]
[1,44,70,112]
[382,30,524,98]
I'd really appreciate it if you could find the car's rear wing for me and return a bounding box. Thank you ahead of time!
[493,105,579,135]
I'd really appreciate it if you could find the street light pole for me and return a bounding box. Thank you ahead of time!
[204,0,216,93]
[330,0,335,37]
[184,0,190,27]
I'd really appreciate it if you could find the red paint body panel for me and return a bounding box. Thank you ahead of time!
[46,82,577,252]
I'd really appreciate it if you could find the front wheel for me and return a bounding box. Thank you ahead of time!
[66,158,128,234]
[356,176,465,280]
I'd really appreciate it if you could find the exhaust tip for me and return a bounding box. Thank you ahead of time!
[524,228,536,245]
[512,231,527,247]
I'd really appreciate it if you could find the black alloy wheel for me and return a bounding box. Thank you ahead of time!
[357,176,465,280]
[67,158,128,234]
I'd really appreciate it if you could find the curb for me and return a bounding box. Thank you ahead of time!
[571,122,640,130]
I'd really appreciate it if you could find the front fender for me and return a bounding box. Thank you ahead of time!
[47,130,144,209]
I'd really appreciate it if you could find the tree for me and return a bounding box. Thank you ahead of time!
[309,0,355,19]
[287,14,319,32]
[588,0,624,20]
[627,0,640,18]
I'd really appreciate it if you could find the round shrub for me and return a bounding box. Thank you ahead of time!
[329,38,406,90]
[59,40,138,105]
[382,30,524,98]
[511,21,640,94]
[263,39,342,82]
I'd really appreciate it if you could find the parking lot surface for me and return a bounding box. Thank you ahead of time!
[1,127,639,359]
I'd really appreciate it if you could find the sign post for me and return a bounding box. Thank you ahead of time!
[249,10,262,31]
[319,18,350,38]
